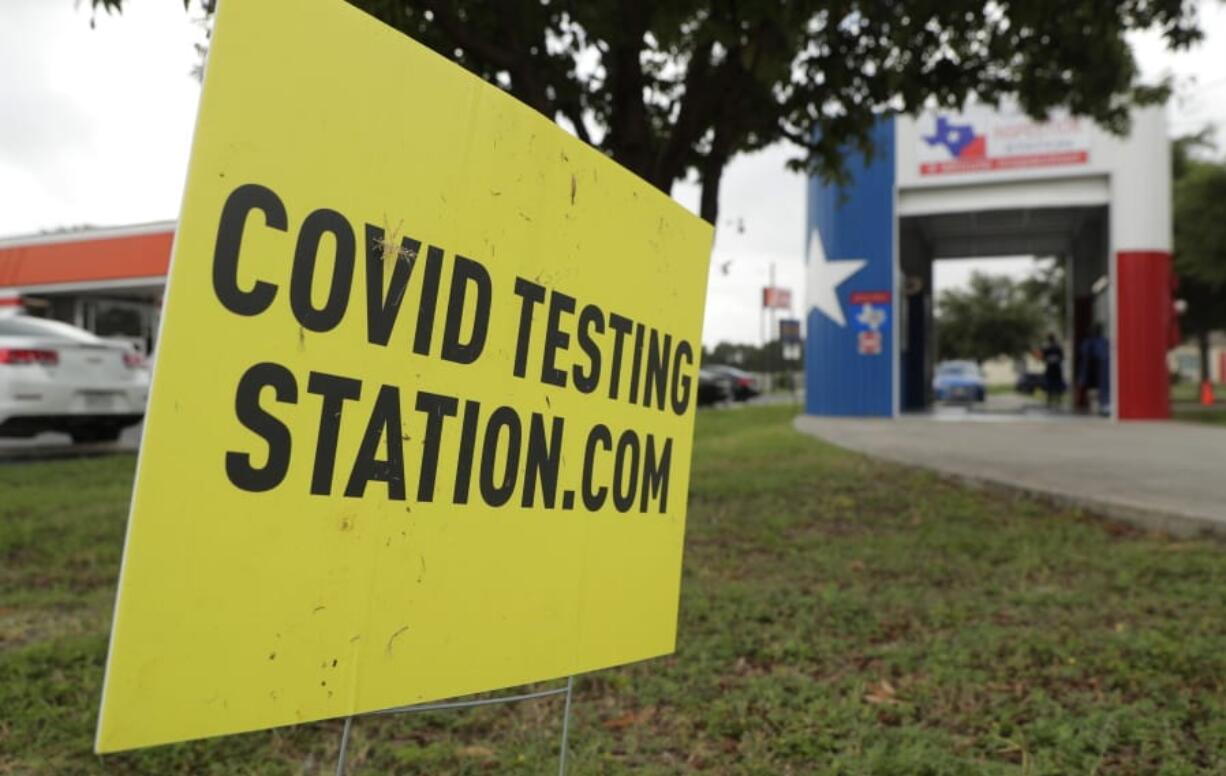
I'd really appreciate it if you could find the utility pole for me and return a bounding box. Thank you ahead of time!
[768,261,777,346]
[759,294,765,347]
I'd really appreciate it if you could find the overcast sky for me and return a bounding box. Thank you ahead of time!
[2,0,1224,345]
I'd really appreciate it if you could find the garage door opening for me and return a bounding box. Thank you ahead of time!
[899,205,1111,418]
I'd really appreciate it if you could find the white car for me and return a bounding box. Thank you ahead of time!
[0,314,149,443]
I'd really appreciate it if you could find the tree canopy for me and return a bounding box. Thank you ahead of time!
[704,339,795,373]
[1174,159,1226,291]
[1171,133,1226,382]
[935,271,1052,364]
[1018,258,1068,335]
[91,0,1202,223]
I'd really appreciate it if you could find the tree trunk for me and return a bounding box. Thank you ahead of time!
[698,128,730,225]
[699,160,723,225]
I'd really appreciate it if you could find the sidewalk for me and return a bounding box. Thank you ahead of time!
[794,414,1226,537]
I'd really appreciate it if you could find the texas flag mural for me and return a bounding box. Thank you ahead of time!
[805,119,895,417]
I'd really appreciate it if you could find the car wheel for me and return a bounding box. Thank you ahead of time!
[71,426,122,444]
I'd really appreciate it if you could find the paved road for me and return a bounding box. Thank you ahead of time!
[0,424,141,462]
[795,413,1226,536]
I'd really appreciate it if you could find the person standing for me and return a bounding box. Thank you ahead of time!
[1040,333,1066,409]
[1078,323,1111,416]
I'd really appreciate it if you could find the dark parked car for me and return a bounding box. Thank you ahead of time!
[697,368,733,406]
[704,365,761,401]
[1015,371,1044,395]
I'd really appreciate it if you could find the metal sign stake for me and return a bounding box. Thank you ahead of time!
[333,676,577,775]
[334,715,353,776]
[558,675,575,775]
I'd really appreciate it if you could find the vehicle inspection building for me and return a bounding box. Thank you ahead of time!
[806,104,1174,420]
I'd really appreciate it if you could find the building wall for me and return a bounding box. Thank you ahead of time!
[804,119,896,416]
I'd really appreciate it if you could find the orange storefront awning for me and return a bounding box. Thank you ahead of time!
[0,225,174,290]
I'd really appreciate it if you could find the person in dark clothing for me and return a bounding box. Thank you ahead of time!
[1040,333,1066,408]
[1078,323,1111,416]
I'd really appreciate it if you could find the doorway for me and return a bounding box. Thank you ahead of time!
[899,205,1110,416]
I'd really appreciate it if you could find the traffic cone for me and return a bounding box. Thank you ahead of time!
[1200,380,1216,406]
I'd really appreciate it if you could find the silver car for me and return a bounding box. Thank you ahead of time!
[0,314,149,443]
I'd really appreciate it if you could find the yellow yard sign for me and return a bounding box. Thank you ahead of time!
[95,0,712,753]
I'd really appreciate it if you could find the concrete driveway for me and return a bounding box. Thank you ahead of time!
[795,413,1226,536]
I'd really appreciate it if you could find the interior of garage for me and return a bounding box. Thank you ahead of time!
[899,205,1110,416]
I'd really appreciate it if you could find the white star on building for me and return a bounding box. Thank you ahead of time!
[806,230,866,327]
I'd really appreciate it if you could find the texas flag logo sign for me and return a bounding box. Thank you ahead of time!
[919,111,1089,176]
[923,116,986,161]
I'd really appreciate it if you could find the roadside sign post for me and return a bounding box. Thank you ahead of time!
[779,318,802,360]
[778,319,803,404]
[95,0,713,760]
[760,272,792,347]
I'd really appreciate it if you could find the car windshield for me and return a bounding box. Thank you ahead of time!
[937,363,979,378]
[0,315,100,343]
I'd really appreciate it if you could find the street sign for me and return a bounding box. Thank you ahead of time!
[851,291,889,357]
[778,318,802,345]
[96,0,713,753]
[857,330,882,355]
[762,286,792,309]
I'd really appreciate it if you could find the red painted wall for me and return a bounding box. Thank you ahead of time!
[0,230,173,289]
[1116,251,1173,419]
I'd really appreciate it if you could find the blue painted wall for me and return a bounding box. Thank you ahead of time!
[805,119,896,416]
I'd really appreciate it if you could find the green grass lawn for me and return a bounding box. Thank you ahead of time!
[4,405,1226,774]
[1170,382,1220,404]
[1171,381,1226,426]
[1173,408,1226,426]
